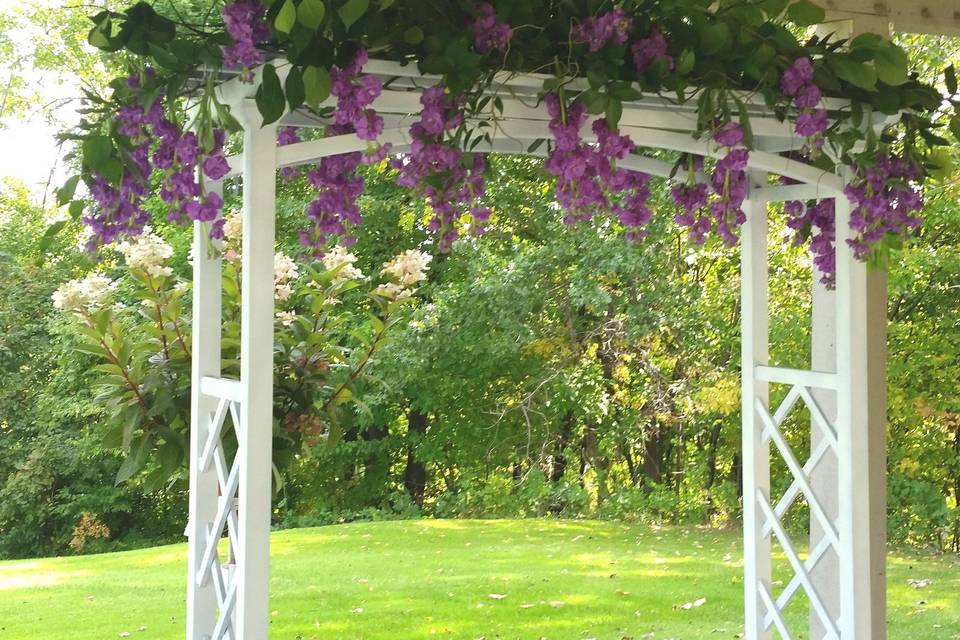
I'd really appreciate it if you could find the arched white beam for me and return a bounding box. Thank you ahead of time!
[221,117,842,202]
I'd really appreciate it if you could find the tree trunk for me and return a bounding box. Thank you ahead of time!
[403,409,429,507]
[641,421,663,492]
[551,410,575,482]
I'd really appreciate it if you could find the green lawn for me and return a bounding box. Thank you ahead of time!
[0,519,957,639]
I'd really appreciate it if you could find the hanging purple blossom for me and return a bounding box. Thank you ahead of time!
[390,86,487,250]
[781,57,828,151]
[278,126,301,181]
[632,30,673,75]
[222,1,270,81]
[472,3,513,53]
[843,155,922,261]
[573,8,632,52]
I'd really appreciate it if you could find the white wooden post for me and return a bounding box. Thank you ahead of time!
[834,190,885,638]
[810,266,841,638]
[235,100,278,639]
[741,175,772,640]
[187,181,224,640]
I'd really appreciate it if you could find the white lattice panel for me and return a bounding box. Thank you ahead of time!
[195,394,243,640]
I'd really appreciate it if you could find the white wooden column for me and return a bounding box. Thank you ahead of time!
[810,267,840,638]
[187,181,224,640]
[741,175,772,640]
[235,101,278,640]
[834,191,886,638]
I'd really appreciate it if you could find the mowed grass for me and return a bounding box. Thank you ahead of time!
[0,519,958,639]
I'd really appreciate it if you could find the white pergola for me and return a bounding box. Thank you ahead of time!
[182,11,951,639]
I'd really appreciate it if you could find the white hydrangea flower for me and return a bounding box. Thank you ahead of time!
[381,249,432,286]
[223,211,243,243]
[173,281,191,293]
[115,228,174,278]
[275,283,293,301]
[275,310,296,326]
[374,282,412,300]
[321,245,364,285]
[274,252,299,300]
[52,272,116,313]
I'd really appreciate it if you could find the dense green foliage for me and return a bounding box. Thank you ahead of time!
[1,520,958,639]
[0,3,958,562]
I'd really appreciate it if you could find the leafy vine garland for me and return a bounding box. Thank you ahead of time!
[66,0,958,284]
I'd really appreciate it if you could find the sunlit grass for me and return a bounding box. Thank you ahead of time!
[0,520,956,639]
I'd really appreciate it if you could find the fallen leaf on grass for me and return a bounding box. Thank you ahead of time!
[676,597,707,610]
[488,593,508,600]
[548,600,565,608]
[908,578,932,589]
[351,607,363,614]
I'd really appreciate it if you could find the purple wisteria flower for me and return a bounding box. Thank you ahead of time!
[573,7,632,52]
[278,126,301,181]
[222,1,270,81]
[390,86,487,249]
[83,69,231,248]
[543,93,654,238]
[844,154,922,261]
[472,3,513,53]
[632,30,673,75]
[781,57,828,149]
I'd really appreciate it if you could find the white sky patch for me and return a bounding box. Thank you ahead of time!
[0,0,80,198]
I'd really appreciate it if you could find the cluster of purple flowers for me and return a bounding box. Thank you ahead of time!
[573,7,632,51]
[302,136,365,251]
[472,3,513,53]
[222,1,270,81]
[278,126,301,181]
[85,70,230,249]
[391,86,488,250]
[671,124,749,246]
[780,58,828,150]
[844,154,923,261]
[330,49,385,141]
[785,195,837,284]
[543,93,653,238]
[632,30,673,75]
[299,50,392,251]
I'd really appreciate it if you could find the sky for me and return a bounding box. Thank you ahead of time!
[0,0,75,199]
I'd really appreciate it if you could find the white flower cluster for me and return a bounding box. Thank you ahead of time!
[115,228,174,278]
[52,273,116,313]
[381,250,432,286]
[321,245,364,285]
[275,310,297,326]
[375,249,432,300]
[223,212,243,243]
[274,252,299,301]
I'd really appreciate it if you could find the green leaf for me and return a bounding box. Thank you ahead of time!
[83,135,113,171]
[605,99,623,127]
[56,175,80,206]
[275,0,297,33]
[255,64,286,125]
[699,23,730,55]
[297,0,326,29]
[786,0,826,26]
[68,200,85,220]
[676,49,695,76]
[873,43,909,86]
[830,57,877,91]
[38,221,67,252]
[946,64,958,96]
[116,434,151,484]
[303,65,332,109]
[338,0,369,30]
[285,65,306,111]
[403,26,424,44]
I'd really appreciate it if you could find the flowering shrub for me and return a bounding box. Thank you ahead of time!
[53,224,431,484]
[68,1,956,281]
